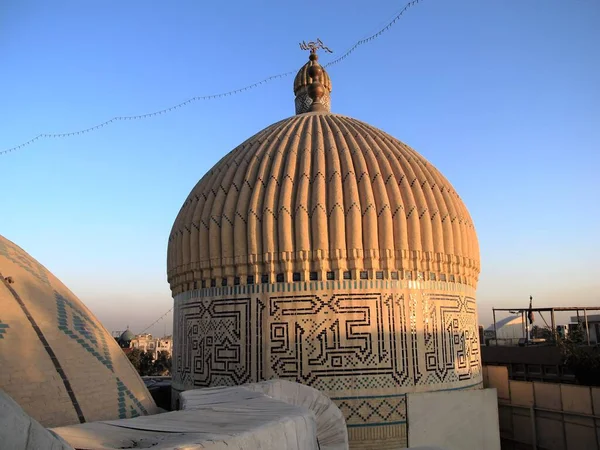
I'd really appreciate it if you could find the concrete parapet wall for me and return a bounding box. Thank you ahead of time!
[484,365,600,449]
[406,388,500,450]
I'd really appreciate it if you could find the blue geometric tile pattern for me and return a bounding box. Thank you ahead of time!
[0,238,50,286]
[0,320,8,338]
[2,236,151,421]
[55,291,113,371]
[116,378,148,419]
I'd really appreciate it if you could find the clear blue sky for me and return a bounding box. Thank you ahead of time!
[2,0,599,333]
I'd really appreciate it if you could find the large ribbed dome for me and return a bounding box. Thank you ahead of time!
[167,112,479,295]
[167,49,483,450]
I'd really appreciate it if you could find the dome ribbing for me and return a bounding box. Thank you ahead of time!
[293,60,332,95]
[167,113,479,296]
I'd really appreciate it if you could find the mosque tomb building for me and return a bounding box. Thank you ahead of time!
[167,43,483,449]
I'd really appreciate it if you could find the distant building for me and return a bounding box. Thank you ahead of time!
[117,328,135,348]
[130,333,172,360]
[485,315,526,346]
[570,314,600,344]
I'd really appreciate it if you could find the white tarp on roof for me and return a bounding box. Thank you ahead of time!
[0,390,74,450]
[486,315,525,340]
[51,380,348,450]
[181,380,348,450]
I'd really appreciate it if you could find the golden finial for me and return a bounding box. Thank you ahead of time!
[294,39,333,114]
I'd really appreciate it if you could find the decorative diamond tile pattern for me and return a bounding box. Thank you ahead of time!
[117,378,148,419]
[0,320,8,338]
[55,291,113,371]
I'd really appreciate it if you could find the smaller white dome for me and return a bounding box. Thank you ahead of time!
[0,234,158,427]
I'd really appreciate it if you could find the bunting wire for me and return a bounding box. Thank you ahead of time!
[323,0,421,68]
[0,70,296,156]
[139,307,173,334]
[1,0,422,156]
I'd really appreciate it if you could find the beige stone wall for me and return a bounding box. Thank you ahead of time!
[172,279,482,449]
[484,365,600,450]
[0,235,158,427]
[406,388,500,450]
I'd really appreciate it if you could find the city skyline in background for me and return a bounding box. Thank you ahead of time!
[2,0,599,334]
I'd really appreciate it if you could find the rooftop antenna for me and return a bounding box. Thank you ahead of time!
[527,295,534,343]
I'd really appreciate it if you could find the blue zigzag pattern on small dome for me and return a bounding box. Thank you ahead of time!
[116,377,148,419]
[0,239,50,286]
[0,320,8,338]
[55,291,113,371]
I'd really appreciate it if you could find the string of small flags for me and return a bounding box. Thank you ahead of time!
[1,0,422,156]
[323,0,421,68]
[139,307,173,334]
